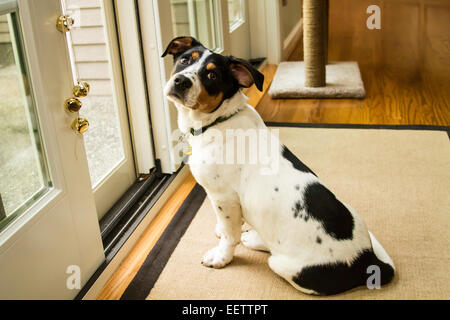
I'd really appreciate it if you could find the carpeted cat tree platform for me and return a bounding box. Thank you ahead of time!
[269,0,365,99]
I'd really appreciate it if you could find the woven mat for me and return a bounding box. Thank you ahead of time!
[147,127,450,300]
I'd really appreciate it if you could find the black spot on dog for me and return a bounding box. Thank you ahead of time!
[282,145,317,176]
[218,206,223,211]
[316,236,322,244]
[293,201,303,218]
[226,216,230,219]
[292,249,394,295]
[275,187,279,192]
[295,185,300,191]
[303,183,354,240]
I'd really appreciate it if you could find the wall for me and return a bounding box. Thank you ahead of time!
[0,15,12,65]
[280,0,302,41]
[0,15,10,43]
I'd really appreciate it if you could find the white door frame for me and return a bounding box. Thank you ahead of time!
[114,0,156,175]
[137,0,179,174]
[91,0,137,218]
[0,0,104,299]
[62,0,139,218]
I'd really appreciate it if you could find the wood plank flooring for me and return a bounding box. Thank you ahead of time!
[256,0,450,126]
[96,174,197,300]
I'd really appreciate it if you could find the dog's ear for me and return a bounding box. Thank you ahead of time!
[229,57,264,92]
[162,36,203,59]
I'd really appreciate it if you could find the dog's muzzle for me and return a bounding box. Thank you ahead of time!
[168,74,193,102]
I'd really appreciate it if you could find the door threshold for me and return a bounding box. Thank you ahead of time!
[75,165,190,300]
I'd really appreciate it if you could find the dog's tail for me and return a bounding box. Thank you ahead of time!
[368,231,395,286]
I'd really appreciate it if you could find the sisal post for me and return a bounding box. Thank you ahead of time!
[303,0,326,87]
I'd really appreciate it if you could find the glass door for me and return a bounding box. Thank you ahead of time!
[61,0,136,218]
[169,0,225,52]
[227,0,250,59]
[0,0,104,299]
[0,12,51,228]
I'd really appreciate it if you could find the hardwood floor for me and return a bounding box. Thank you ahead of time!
[256,0,450,126]
[96,174,197,300]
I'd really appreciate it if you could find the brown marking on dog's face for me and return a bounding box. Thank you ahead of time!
[192,51,200,59]
[194,83,224,113]
[165,37,194,56]
[206,62,216,71]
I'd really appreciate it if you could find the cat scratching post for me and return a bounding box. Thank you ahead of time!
[269,0,365,99]
[304,0,326,87]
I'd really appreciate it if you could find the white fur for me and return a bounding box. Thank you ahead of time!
[166,66,393,293]
[369,231,395,270]
[165,50,213,111]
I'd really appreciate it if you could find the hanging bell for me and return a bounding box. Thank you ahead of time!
[65,97,83,113]
[71,117,90,134]
[73,81,90,98]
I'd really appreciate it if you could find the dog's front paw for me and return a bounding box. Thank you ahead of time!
[201,246,233,269]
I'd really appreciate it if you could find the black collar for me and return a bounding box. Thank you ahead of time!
[190,109,242,136]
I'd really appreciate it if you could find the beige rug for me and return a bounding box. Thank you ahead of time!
[269,62,366,99]
[148,127,450,300]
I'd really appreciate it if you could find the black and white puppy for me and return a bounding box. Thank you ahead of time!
[162,36,395,295]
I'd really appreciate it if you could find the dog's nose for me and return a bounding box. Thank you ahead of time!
[174,75,192,91]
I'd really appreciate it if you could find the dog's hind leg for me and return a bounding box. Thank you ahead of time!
[241,229,270,252]
[268,255,319,295]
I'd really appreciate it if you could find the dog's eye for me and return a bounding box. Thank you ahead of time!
[180,57,190,65]
[207,72,217,80]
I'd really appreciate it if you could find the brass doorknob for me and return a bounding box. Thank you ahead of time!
[72,118,89,134]
[56,15,74,33]
[73,81,90,98]
[65,97,83,113]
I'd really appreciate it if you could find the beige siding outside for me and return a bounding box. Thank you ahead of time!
[64,0,112,96]
[0,15,11,44]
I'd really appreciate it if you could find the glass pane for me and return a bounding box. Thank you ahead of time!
[228,0,244,31]
[170,0,223,51]
[0,11,50,230]
[62,0,125,187]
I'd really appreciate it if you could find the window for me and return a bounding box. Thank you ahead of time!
[170,0,223,52]
[0,6,51,230]
[62,0,127,187]
[228,0,245,32]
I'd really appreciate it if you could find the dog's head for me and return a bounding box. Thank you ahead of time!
[162,36,264,113]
